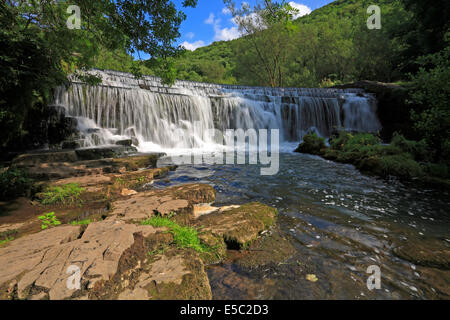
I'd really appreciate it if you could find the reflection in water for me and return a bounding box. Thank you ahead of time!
[157,152,450,300]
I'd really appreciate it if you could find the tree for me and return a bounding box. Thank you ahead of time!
[0,0,197,148]
[224,0,298,87]
[409,42,450,162]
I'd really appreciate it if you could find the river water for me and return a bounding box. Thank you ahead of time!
[157,151,450,300]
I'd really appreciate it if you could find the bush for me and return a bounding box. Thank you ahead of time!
[294,133,326,155]
[390,132,430,162]
[379,155,424,179]
[0,168,34,200]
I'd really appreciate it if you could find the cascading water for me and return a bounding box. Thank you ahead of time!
[52,69,381,152]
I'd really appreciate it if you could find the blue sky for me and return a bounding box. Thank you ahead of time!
[174,0,334,50]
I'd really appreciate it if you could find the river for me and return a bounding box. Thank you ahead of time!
[157,151,450,299]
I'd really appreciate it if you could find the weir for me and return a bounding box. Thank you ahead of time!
[52,70,381,152]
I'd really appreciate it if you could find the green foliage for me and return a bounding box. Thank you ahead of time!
[70,219,92,226]
[378,154,424,179]
[38,183,85,205]
[141,215,208,253]
[39,212,62,230]
[0,229,17,246]
[171,0,410,86]
[0,237,14,246]
[296,131,431,181]
[0,0,198,147]
[0,168,34,200]
[294,133,326,155]
[409,44,450,162]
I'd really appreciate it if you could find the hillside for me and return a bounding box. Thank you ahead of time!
[164,0,408,87]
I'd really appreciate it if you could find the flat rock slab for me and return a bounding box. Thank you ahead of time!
[195,202,278,249]
[0,220,162,300]
[116,249,212,300]
[110,184,216,221]
[394,239,450,269]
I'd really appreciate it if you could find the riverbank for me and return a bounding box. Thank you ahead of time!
[294,132,450,190]
[0,149,283,300]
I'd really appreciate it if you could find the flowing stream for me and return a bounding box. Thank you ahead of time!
[53,70,449,299]
[157,153,450,299]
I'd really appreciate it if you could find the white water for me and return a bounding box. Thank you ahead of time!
[53,70,381,153]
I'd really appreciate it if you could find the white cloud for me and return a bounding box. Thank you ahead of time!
[205,3,311,43]
[185,32,195,40]
[288,2,312,19]
[181,40,205,51]
[222,7,231,15]
[214,26,241,41]
[205,13,215,25]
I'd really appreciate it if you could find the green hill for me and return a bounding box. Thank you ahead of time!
[165,0,409,87]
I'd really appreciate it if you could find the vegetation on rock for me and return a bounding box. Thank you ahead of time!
[0,168,34,200]
[37,183,85,205]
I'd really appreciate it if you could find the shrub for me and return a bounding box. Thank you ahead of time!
[294,133,326,155]
[379,155,424,179]
[0,168,34,200]
[37,183,84,205]
[39,212,61,230]
[390,133,430,162]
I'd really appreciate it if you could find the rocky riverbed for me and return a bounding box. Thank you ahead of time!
[0,148,284,300]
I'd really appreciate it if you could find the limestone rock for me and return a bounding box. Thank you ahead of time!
[110,184,216,222]
[195,202,277,249]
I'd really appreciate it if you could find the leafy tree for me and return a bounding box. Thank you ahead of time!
[0,0,197,148]
[409,43,450,162]
[224,0,299,87]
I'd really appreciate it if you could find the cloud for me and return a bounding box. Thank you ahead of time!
[288,2,312,19]
[222,7,231,15]
[205,13,215,25]
[205,13,242,41]
[214,26,241,41]
[181,40,205,51]
[206,3,311,42]
[185,32,195,40]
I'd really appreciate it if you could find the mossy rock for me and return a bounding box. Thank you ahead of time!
[112,154,165,171]
[234,228,297,269]
[75,146,137,161]
[198,232,227,264]
[195,202,278,250]
[294,133,326,156]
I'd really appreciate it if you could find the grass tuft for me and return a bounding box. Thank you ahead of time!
[141,216,209,253]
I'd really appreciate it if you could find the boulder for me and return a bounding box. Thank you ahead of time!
[109,184,216,222]
[75,146,137,161]
[115,139,133,147]
[195,202,278,249]
[11,151,78,168]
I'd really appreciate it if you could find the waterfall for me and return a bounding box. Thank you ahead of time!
[53,70,381,152]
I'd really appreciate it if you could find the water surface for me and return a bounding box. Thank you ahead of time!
[157,152,450,299]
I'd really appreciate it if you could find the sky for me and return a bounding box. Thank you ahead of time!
[174,0,334,51]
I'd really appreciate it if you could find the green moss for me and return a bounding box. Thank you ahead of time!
[294,133,326,155]
[0,237,14,246]
[37,183,85,205]
[70,219,91,226]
